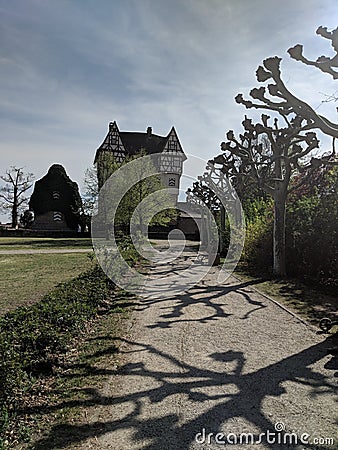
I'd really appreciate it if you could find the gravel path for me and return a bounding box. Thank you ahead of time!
[67,243,337,449]
[0,248,93,254]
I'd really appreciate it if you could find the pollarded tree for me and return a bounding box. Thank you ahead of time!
[186,176,222,250]
[0,166,34,228]
[218,26,338,276]
[219,115,319,276]
[187,180,220,212]
[187,161,245,255]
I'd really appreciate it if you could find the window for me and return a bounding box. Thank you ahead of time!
[168,140,177,150]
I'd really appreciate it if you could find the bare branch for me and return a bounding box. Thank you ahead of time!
[237,52,338,139]
[288,26,338,79]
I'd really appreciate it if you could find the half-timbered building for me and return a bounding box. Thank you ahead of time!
[94,122,187,203]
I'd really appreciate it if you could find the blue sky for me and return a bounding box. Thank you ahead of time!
[0,0,337,222]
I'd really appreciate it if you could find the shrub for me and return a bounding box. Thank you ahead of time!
[286,170,337,287]
[241,198,273,272]
[240,166,337,287]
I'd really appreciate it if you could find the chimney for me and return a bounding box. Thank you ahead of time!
[109,121,115,131]
[147,126,152,136]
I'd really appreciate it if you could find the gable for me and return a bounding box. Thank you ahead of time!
[163,127,186,159]
[94,121,127,163]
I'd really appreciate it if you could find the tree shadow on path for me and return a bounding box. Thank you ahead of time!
[32,334,337,450]
[139,279,268,329]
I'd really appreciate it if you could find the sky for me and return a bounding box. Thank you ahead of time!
[0,0,337,223]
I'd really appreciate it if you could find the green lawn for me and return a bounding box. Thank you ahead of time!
[0,253,93,315]
[0,237,92,250]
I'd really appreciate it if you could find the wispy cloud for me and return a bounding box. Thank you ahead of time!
[0,0,337,222]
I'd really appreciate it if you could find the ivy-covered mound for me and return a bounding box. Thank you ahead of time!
[29,164,82,230]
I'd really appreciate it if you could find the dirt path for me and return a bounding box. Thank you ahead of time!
[37,242,337,449]
[0,249,93,254]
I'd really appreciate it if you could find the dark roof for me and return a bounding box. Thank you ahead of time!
[119,131,167,155]
[94,123,186,163]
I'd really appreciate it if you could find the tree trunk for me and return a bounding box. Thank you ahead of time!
[219,205,226,255]
[12,186,18,229]
[273,193,286,276]
[200,207,207,248]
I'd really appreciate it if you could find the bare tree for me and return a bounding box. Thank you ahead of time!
[218,26,338,276]
[0,167,34,228]
[218,115,319,276]
[187,179,220,212]
[82,167,99,216]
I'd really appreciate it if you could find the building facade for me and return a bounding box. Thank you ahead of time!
[94,122,187,203]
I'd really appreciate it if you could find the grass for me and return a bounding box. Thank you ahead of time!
[0,263,118,448]
[0,253,93,315]
[0,238,92,251]
[234,265,338,326]
[23,293,135,450]
[0,235,140,449]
